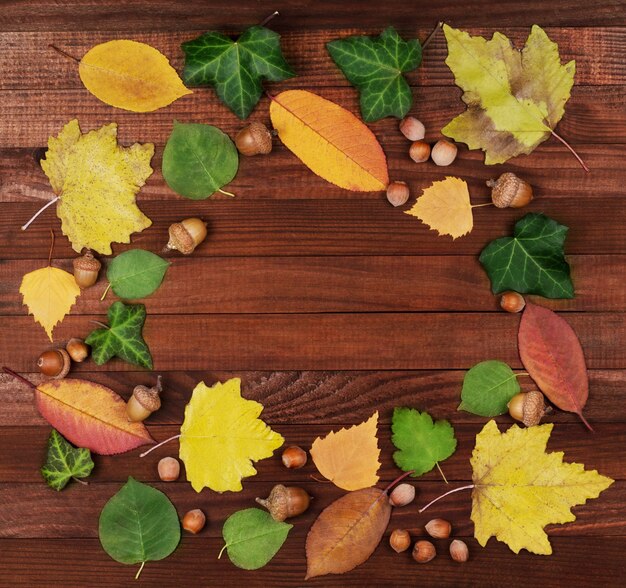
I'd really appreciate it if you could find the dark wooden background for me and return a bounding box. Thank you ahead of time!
[1,1,625,585]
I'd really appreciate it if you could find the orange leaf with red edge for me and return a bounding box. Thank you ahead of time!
[35,378,155,454]
[518,302,592,430]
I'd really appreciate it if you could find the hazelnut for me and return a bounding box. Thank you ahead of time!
[157,457,180,482]
[389,529,411,553]
[281,445,307,469]
[412,540,436,563]
[431,139,457,166]
[386,181,410,207]
[182,509,206,534]
[450,539,469,562]
[409,140,431,163]
[399,116,426,141]
[500,291,526,313]
[389,483,415,507]
[425,518,452,539]
[66,338,89,362]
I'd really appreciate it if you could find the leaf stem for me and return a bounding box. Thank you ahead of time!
[139,434,181,458]
[579,412,594,432]
[435,462,449,484]
[515,372,530,378]
[49,44,80,63]
[309,474,332,483]
[418,484,474,513]
[135,561,145,580]
[100,283,111,302]
[2,367,37,389]
[21,197,59,231]
[89,320,109,329]
[218,188,236,198]
[471,202,494,208]
[383,470,415,495]
[551,130,589,172]
[47,229,55,266]
[422,21,444,50]
[258,10,280,28]
[218,544,228,559]
[72,476,89,486]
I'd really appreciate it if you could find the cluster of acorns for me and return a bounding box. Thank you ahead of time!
[388,482,469,563]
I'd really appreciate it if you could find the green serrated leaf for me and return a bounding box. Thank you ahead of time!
[41,429,94,491]
[162,122,238,199]
[106,249,169,299]
[85,301,152,369]
[220,508,292,570]
[99,477,180,578]
[479,213,573,299]
[327,27,421,122]
[182,26,295,119]
[391,407,457,479]
[458,360,521,417]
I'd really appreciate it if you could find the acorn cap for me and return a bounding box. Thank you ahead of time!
[72,250,101,272]
[167,222,195,254]
[487,172,533,208]
[522,390,545,427]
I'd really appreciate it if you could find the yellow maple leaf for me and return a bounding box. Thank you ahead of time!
[79,40,192,112]
[310,411,381,491]
[179,378,284,493]
[41,119,154,254]
[405,177,473,239]
[20,266,80,341]
[471,420,613,555]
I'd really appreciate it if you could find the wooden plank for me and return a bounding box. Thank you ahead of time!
[1,27,624,90]
[0,537,624,587]
[1,0,625,31]
[2,198,625,260]
[3,370,624,427]
[0,86,624,148]
[1,313,624,371]
[1,255,624,314]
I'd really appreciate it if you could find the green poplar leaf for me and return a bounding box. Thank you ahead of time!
[479,213,573,299]
[458,360,521,417]
[162,122,238,200]
[182,26,295,119]
[391,408,457,479]
[41,429,94,491]
[99,477,180,579]
[327,27,422,122]
[85,301,152,369]
[220,508,292,570]
[106,249,170,299]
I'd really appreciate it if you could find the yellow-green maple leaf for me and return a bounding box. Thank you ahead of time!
[179,378,284,493]
[442,25,575,165]
[471,420,613,555]
[41,119,154,254]
[20,266,81,341]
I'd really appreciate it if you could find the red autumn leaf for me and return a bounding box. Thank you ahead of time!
[35,378,155,454]
[518,302,591,430]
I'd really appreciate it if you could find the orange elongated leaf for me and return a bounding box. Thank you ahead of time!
[269,90,389,191]
[518,302,591,430]
[305,487,391,579]
[310,412,381,491]
[35,378,155,455]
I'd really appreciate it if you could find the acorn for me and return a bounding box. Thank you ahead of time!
[235,122,273,156]
[126,375,162,422]
[507,390,545,427]
[164,218,207,255]
[488,173,533,208]
[72,250,101,288]
[386,181,410,207]
[66,338,89,362]
[256,484,310,522]
[37,348,71,379]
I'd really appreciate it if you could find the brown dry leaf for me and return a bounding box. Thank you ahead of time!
[305,487,391,579]
[310,411,381,491]
[405,176,473,239]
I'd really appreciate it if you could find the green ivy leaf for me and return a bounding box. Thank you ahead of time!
[479,213,573,299]
[162,122,239,199]
[182,26,295,119]
[99,477,180,579]
[458,360,521,417]
[41,429,94,491]
[327,27,421,122]
[86,301,152,369]
[106,249,170,299]
[220,508,292,570]
[391,407,457,480]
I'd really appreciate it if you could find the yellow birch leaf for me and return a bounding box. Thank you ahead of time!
[405,177,473,239]
[471,420,614,554]
[79,40,192,112]
[310,412,381,491]
[269,90,389,191]
[179,378,284,493]
[20,266,80,341]
[41,119,154,254]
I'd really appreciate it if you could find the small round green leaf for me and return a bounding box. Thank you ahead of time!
[162,122,238,199]
[107,249,169,299]
[221,508,292,570]
[458,360,521,417]
[99,477,180,572]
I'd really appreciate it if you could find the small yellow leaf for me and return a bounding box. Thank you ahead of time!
[20,266,80,341]
[79,40,192,112]
[472,420,614,554]
[179,378,284,493]
[405,176,473,239]
[310,412,381,491]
